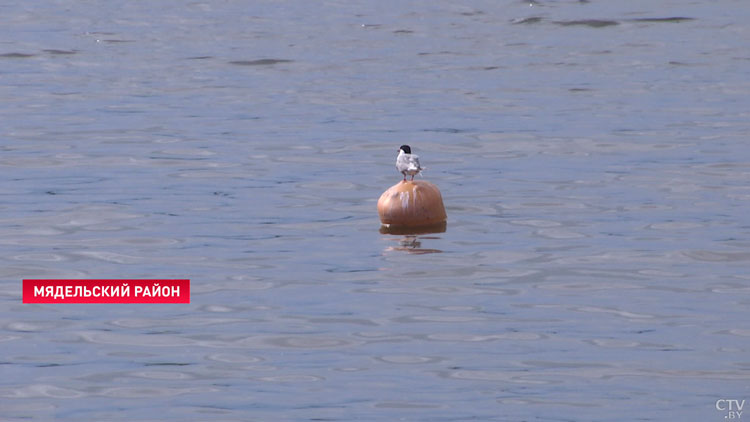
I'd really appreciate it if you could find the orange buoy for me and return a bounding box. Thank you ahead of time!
[377,180,447,230]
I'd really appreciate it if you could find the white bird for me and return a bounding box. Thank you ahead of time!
[396,145,424,181]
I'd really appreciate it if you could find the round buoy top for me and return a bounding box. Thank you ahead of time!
[377,180,446,229]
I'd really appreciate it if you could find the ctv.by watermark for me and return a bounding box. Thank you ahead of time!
[716,399,745,419]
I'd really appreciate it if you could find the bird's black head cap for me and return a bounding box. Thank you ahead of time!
[399,145,411,154]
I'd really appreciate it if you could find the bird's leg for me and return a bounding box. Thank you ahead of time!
[410,174,415,181]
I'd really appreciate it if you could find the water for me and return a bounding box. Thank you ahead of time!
[2,1,750,420]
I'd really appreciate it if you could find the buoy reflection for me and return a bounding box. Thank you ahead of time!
[381,222,445,254]
[379,221,446,236]
[383,235,443,254]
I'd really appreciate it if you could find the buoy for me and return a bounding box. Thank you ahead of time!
[377,180,447,232]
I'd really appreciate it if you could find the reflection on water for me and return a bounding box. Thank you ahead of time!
[383,235,444,255]
[380,221,447,254]
[2,0,750,421]
[379,221,447,236]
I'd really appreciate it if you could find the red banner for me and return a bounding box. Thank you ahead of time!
[22,279,190,303]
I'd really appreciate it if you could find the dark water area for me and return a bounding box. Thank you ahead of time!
[1,1,749,421]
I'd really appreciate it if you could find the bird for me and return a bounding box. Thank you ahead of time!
[396,145,424,181]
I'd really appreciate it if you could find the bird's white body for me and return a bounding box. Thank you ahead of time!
[396,148,423,181]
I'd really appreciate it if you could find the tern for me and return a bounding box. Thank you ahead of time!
[396,145,424,181]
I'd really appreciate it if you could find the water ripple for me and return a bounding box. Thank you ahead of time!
[426,332,543,342]
[78,331,198,347]
[0,384,85,399]
[97,386,216,398]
